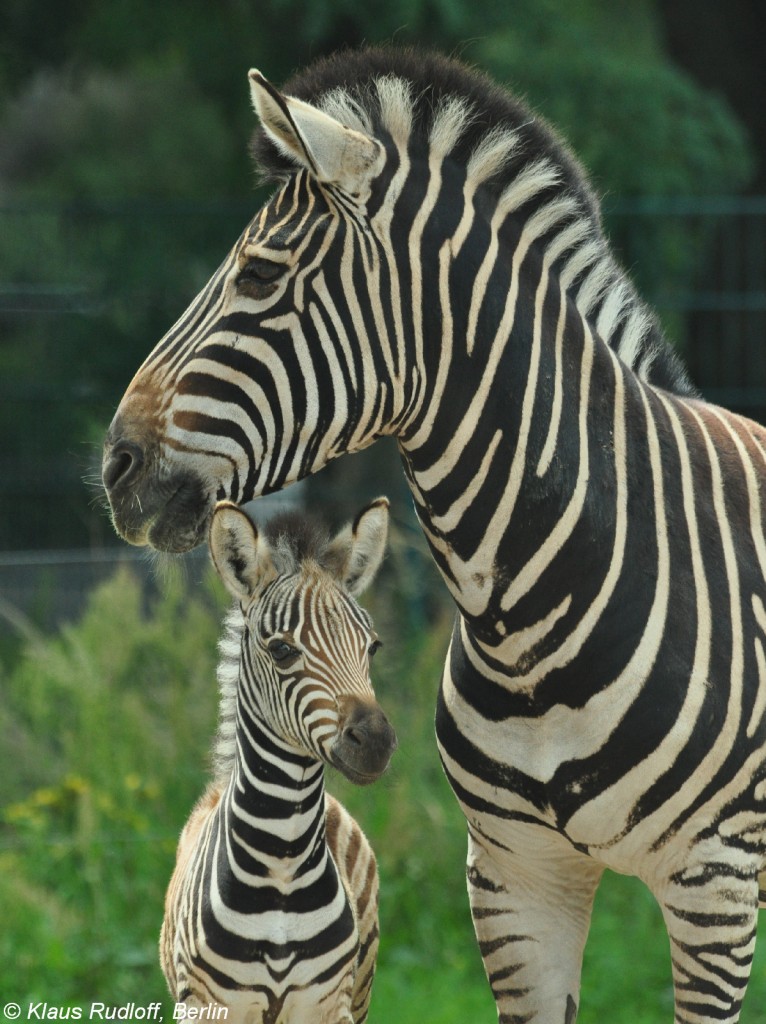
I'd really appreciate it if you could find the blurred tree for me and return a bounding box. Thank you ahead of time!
[0,61,241,200]
[659,0,765,191]
[0,0,753,203]
[0,0,503,167]
[470,0,753,199]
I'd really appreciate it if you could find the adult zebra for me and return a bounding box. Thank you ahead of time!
[103,48,766,1023]
[162,498,395,1020]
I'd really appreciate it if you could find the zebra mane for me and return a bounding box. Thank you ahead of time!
[212,604,243,782]
[251,46,695,397]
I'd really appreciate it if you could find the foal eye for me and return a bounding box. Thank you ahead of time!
[236,257,287,296]
[268,639,299,664]
[368,639,383,659]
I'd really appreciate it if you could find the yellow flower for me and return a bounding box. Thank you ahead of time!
[31,787,59,807]
[64,774,89,794]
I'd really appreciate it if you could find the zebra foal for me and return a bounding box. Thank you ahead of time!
[161,498,396,1023]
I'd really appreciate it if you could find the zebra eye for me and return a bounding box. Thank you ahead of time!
[268,638,299,664]
[368,639,383,659]
[236,257,287,297]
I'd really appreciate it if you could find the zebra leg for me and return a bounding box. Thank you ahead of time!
[466,821,603,1024]
[654,866,759,1024]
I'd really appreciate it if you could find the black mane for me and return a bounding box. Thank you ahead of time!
[250,46,696,398]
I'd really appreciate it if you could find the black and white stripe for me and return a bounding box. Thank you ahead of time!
[107,48,766,1024]
[161,501,395,1021]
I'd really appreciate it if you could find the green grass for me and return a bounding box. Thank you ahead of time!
[2,564,766,1020]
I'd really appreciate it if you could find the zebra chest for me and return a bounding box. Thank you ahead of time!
[436,625,621,809]
[437,609,766,879]
[436,675,656,880]
[436,671,579,823]
[189,855,358,993]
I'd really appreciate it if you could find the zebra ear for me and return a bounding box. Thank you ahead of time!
[209,502,276,601]
[248,69,382,190]
[326,497,389,598]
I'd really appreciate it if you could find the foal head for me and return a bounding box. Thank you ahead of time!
[209,497,397,784]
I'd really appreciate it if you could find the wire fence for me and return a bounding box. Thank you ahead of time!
[0,490,305,638]
[604,196,766,413]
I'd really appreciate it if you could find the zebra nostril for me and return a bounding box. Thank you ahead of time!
[344,726,364,747]
[103,440,145,493]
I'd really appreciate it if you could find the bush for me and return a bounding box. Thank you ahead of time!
[0,566,225,1001]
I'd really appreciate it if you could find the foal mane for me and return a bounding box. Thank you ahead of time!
[251,46,695,398]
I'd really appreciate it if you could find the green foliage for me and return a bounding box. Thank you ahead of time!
[0,62,241,201]
[256,0,496,54]
[0,566,225,1000]
[0,0,753,205]
[473,2,754,199]
[467,1,755,361]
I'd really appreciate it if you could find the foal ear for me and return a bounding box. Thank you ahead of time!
[326,497,389,598]
[209,502,276,601]
[248,69,383,190]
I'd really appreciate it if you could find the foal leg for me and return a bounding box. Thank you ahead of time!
[466,820,603,1024]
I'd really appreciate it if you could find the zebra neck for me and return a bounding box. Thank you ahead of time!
[223,707,329,881]
[398,250,630,659]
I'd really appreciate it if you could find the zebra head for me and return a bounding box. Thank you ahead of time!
[209,496,397,784]
[103,63,407,553]
[103,48,695,555]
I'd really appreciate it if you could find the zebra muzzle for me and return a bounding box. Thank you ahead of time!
[331,698,398,785]
[102,413,214,552]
